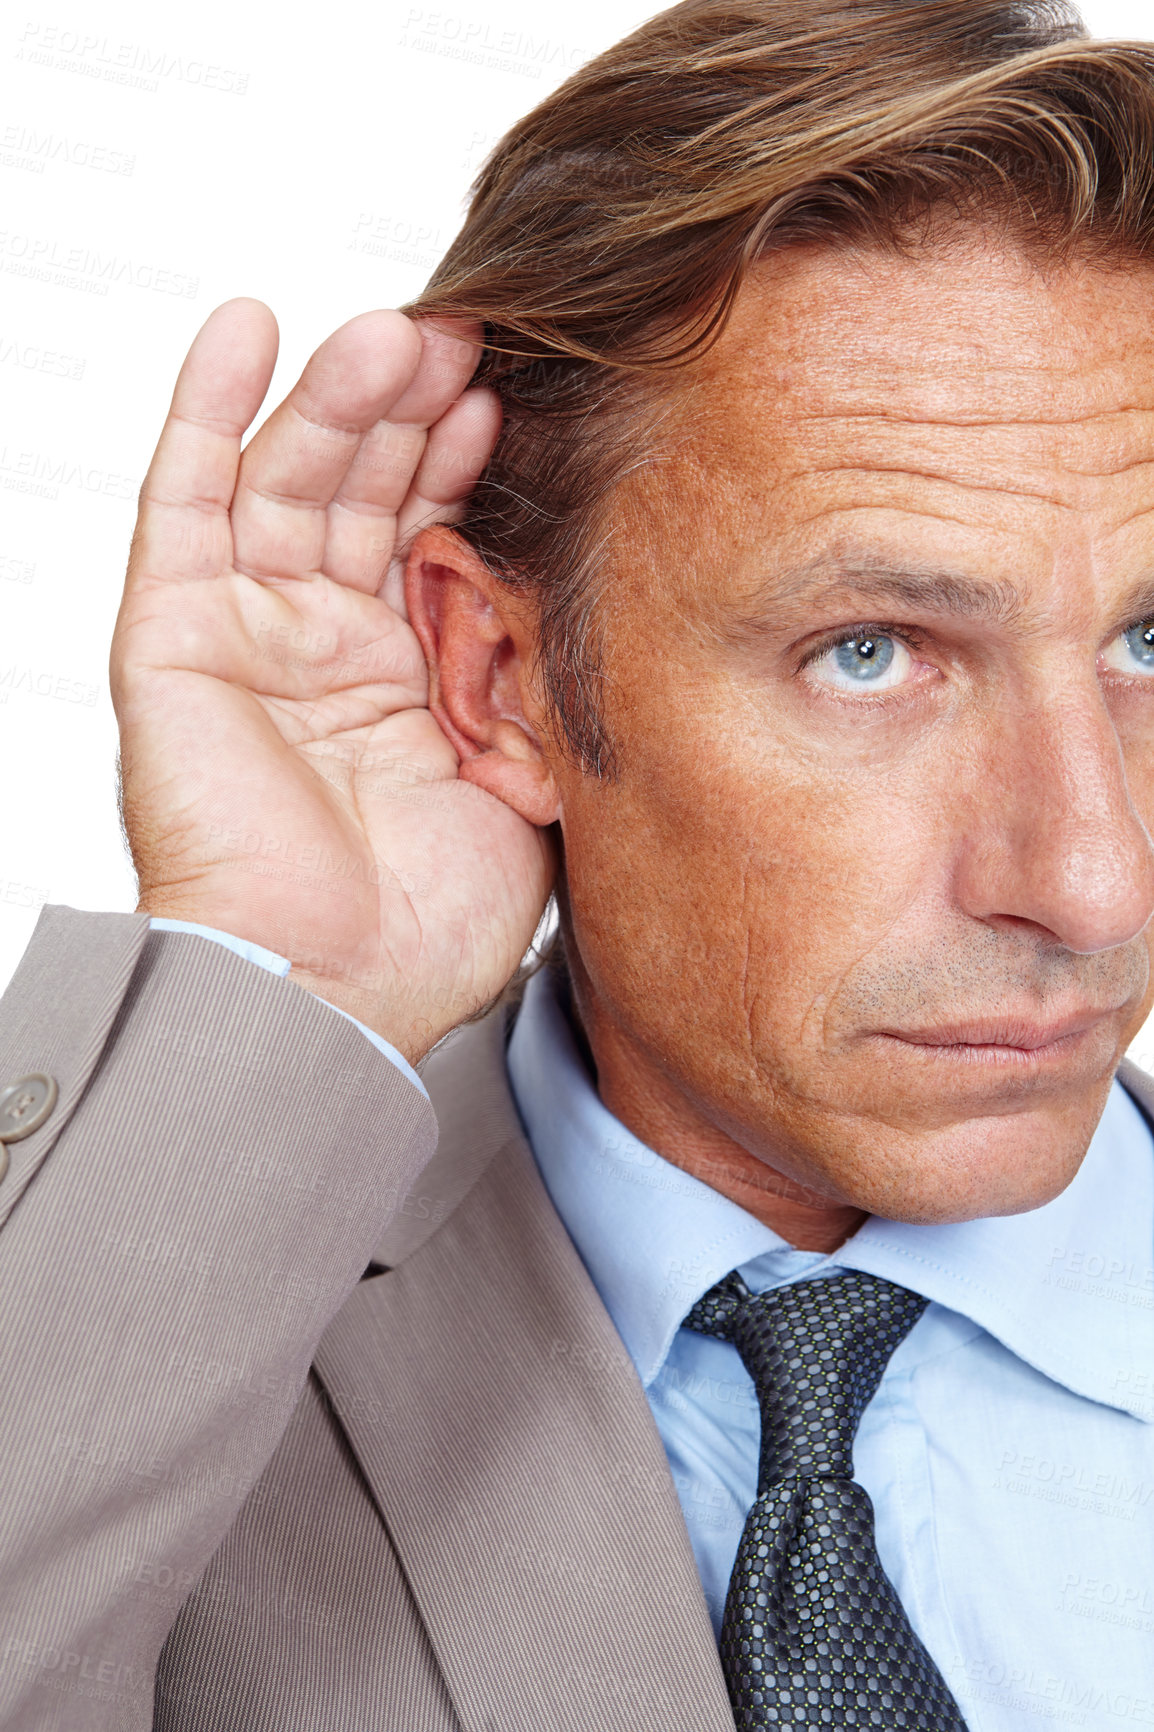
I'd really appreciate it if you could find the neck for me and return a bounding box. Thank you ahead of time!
[558,947,868,1256]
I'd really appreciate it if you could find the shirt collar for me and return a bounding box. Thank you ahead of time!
[506,965,1154,1422]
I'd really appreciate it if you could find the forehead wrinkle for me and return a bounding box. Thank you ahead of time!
[787,408,1154,480]
[721,368,1154,491]
[795,503,1013,545]
[783,401,1154,457]
[1111,499,1154,537]
[710,411,1154,516]
[806,464,1079,511]
[783,402,1154,430]
[783,389,1154,415]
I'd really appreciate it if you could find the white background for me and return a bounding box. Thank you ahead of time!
[1,0,1152,1064]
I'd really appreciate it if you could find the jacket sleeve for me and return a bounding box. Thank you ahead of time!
[0,904,438,1730]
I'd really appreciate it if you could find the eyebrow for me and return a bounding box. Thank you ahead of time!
[750,555,1026,627]
[730,549,1154,642]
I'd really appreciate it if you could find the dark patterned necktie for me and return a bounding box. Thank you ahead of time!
[682,1269,968,1730]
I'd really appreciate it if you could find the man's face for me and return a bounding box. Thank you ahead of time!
[546,232,1154,1224]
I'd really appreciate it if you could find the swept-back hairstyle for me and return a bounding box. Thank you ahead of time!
[407,1,1154,775]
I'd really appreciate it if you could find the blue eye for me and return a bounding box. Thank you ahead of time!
[832,636,895,682]
[808,630,914,694]
[1103,621,1154,678]
[1124,623,1154,667]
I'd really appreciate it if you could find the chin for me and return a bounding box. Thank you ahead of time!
[744,1050,1120,1226]
[831,1103,1105,1225]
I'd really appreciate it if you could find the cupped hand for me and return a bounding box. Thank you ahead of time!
[112,299,553,1059]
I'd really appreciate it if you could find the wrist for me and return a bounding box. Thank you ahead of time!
[138,900,451,1064]
[285,963,434,1064]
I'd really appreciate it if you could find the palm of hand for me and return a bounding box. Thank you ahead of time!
[113,300,552,1058]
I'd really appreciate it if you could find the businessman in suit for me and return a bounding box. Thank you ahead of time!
[3,2,1154,1727]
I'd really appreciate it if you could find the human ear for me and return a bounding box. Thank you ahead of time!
[404,524,562,827]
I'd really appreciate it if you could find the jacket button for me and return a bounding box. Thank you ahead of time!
[0,1074,59,1181]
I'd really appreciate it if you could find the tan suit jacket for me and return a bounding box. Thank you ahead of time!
[3,906,1150,1730]
[0,906,730,1731]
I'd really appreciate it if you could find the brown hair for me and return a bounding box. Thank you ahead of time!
[407,1,1154,775]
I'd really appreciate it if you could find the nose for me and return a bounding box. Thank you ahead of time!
[954,687,1154,955]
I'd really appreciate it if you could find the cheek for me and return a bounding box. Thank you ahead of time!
[717,787,941,1061]
[1114,700,1154,823]
[558,741,941,1066]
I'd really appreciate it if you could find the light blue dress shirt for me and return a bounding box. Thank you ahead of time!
[507,966,1154,1732]
[158,921,1154,1730]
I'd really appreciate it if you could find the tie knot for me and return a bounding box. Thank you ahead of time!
[683,1269,927,1483]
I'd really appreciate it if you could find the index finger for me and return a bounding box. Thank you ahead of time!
[137,297,280,518]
